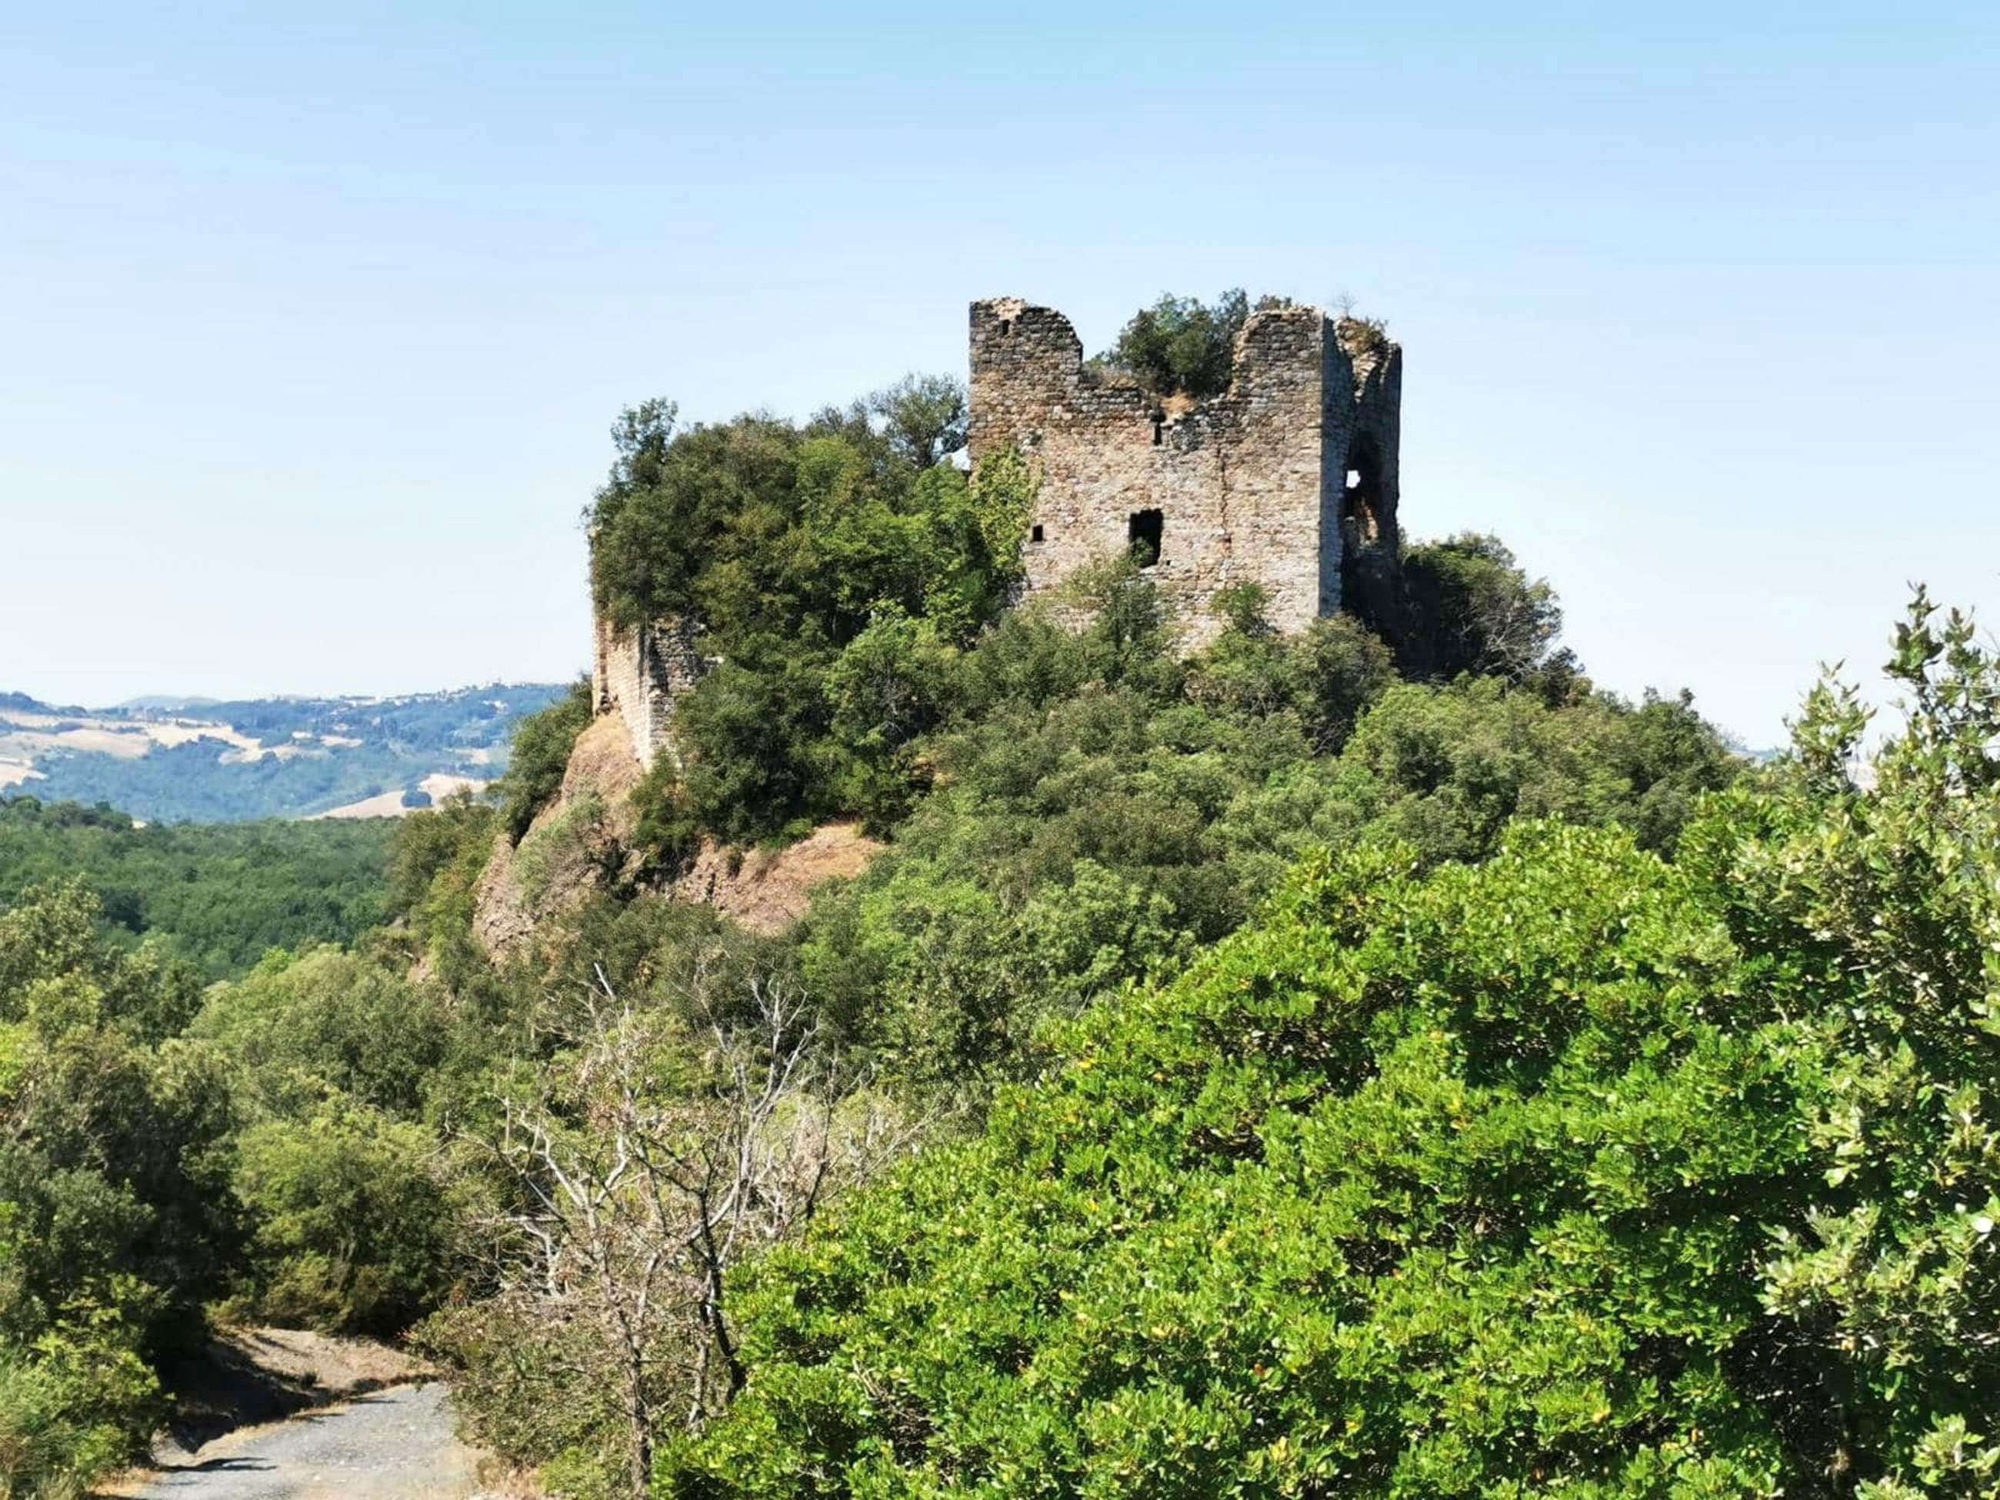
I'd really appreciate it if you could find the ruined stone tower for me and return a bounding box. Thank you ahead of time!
[587,295,1407,772]
[967,298,1402,648]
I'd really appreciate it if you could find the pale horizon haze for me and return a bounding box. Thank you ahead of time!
[4,3,1998,746]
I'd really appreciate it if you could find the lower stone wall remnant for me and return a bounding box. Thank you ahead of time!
[591,614,704,771]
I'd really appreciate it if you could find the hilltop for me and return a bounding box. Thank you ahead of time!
[9,293,1995,1500]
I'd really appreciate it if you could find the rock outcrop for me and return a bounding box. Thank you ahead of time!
[473,715,881,957]
[670,822,883,936]
[472,714,645,958]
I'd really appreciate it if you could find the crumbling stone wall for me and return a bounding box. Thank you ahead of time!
[1334,319,1404,628]
[584,294,1405,771]
[968,297,1402,648]
[591,614,704,770]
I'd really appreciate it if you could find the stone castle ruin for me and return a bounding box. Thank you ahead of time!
[591,295,1405,767]
[968,297,1403,649]
[591,613,704,771]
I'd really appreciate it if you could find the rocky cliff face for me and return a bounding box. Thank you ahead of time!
[671,822,882,936]
[472,714,882,959]
[473,713,645,957]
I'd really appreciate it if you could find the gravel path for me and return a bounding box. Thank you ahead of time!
[130,1382,482,1500]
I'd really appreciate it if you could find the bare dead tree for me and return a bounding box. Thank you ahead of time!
[485,962,916,1499]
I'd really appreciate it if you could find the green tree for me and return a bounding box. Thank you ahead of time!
[0,798,394,980]
[0,885,237,1495]
[191,947,450,1118]
[498,677,594,842]
[1187,589,1396,753]
[867,374,967,470]
[663,826,1809,1496]
[650,591,2000,1498]
[589,405,1025,852]
[1679,590,2000,1495]
[227,1102,457,1335]
[1397,532,1564,682]
[1097,290,1276,400]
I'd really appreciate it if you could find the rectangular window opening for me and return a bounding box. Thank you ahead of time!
[1030,523,1045,543]
[1128,508,1164,568]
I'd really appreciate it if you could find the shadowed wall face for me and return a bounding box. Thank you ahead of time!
[592,615,703,770]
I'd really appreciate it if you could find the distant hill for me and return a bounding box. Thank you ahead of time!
[0,681,571,823]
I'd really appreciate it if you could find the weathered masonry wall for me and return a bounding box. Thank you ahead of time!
[591,614,704,771]
[968,297,1402,649]
[588,293,1406,770]
[1334,321,1404,627]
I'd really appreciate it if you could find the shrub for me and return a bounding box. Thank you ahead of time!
[384,790,499,988]
[650,592,2000,1496]
[498,678,593,842]
[416,1301,628,1500]
[1186,596,1396,753]
[663,826,1808,1495]
[0,886,235,1494]
[191,946,450,1118]
[0,1313,162,1500]
[228,1103,457,1335]
[590,402,1025,853]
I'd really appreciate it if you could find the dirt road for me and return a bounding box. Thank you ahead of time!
[129,1381,482,1500]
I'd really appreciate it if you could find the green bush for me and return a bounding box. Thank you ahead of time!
[0,1311,162,1500]
[384,789,500,990]
[191,946,450,1118]
[415,1300,630,1500]
[588,398,1028,853]
[799,576,1732,1086]
[665,825,1796,1495]
[0,886,235,1494]
[498,677,594,842]
[649,592,2000,1497]
[1186,593,1396,753]
[1094,290,1299,400]
[227,1103,458,1335]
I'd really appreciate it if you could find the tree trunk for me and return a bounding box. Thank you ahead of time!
[627,1375,653,1500]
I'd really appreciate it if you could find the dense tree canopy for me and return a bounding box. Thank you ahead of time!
[656,594,2000,1498]
[583,385,1031,852]
[0,885,236,1493]
[0,798,392,978]
[29,364,1980,1500]
[793,568,1732,1088]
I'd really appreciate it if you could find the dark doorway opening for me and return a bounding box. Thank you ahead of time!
[1341,441,1381,550]
[1128,508,1164,567]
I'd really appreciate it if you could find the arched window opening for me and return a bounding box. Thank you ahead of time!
[1341,438,1382,549]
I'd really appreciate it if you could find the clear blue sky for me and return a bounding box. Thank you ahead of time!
[4,2,1996,744]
